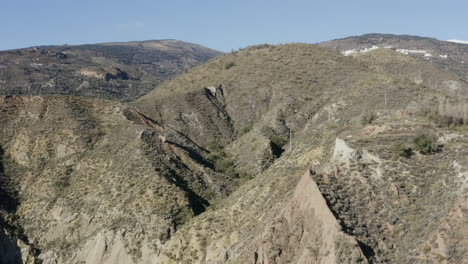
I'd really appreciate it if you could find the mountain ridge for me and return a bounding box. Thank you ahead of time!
[0,34,467,264]
[0,39,222,101]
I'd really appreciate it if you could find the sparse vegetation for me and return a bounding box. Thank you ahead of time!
[360,111,377,125]
[422,245,431,253]
[412,134,438,154]
[206,141,246,179]
[224,61,235,69]
[239,125,252,136]
[391,142,413,158]
[424,110,466,128]
[438,115,465,127]
[1,36,467,264]
[0,41,221,101]
[270,135,288,148]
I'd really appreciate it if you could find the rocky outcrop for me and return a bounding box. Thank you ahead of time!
[134,84,236,147]
[246,170,367,264]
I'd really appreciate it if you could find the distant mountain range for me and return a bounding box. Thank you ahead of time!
[0,40,222,101]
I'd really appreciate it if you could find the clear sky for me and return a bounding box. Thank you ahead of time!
[1,0,467,52]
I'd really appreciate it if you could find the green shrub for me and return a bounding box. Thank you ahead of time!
[207,141,223,152]
[239,125,252,136]
[206,151,226,162]
[215,158,235,172]
[413,134,437,154]
[422,245,431,253]
[391,142,413,158]
[270,135,287,148]
[224,62,235,70]
[238,171,253,181]
[360,111,377,125]
[206,141,240,178]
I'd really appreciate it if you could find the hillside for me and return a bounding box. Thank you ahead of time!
[0,40,222,101]
[320,33,468,82]
[134,43,468,263]
[1,40,467,264]
[0,95,248,263]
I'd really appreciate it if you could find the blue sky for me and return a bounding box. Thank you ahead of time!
[1,0,467,51]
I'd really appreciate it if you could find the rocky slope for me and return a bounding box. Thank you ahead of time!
[1,38,467,264]
[0,96,241,264]
[0,40,222,101]
[134,43,468,263]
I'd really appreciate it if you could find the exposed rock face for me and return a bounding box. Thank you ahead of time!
[315,135,468,263]
[246,170,367,264]
[135,85,235,147]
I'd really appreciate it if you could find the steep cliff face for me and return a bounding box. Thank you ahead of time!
[243,170,367,264]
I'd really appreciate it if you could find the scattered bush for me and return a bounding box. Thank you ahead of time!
[412,134,438,154]
[438,115,464,127]
[423,109,465,128]
[270,135,288,148]
[206,141,243,179]
[207,141,223,152]
[391,142,413,158]
[239,125,252,136]
[214,158,235,172]
[206,151,226,162]
[224,62,235,70]
[360,111,377,125]
[422,245,431,253]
